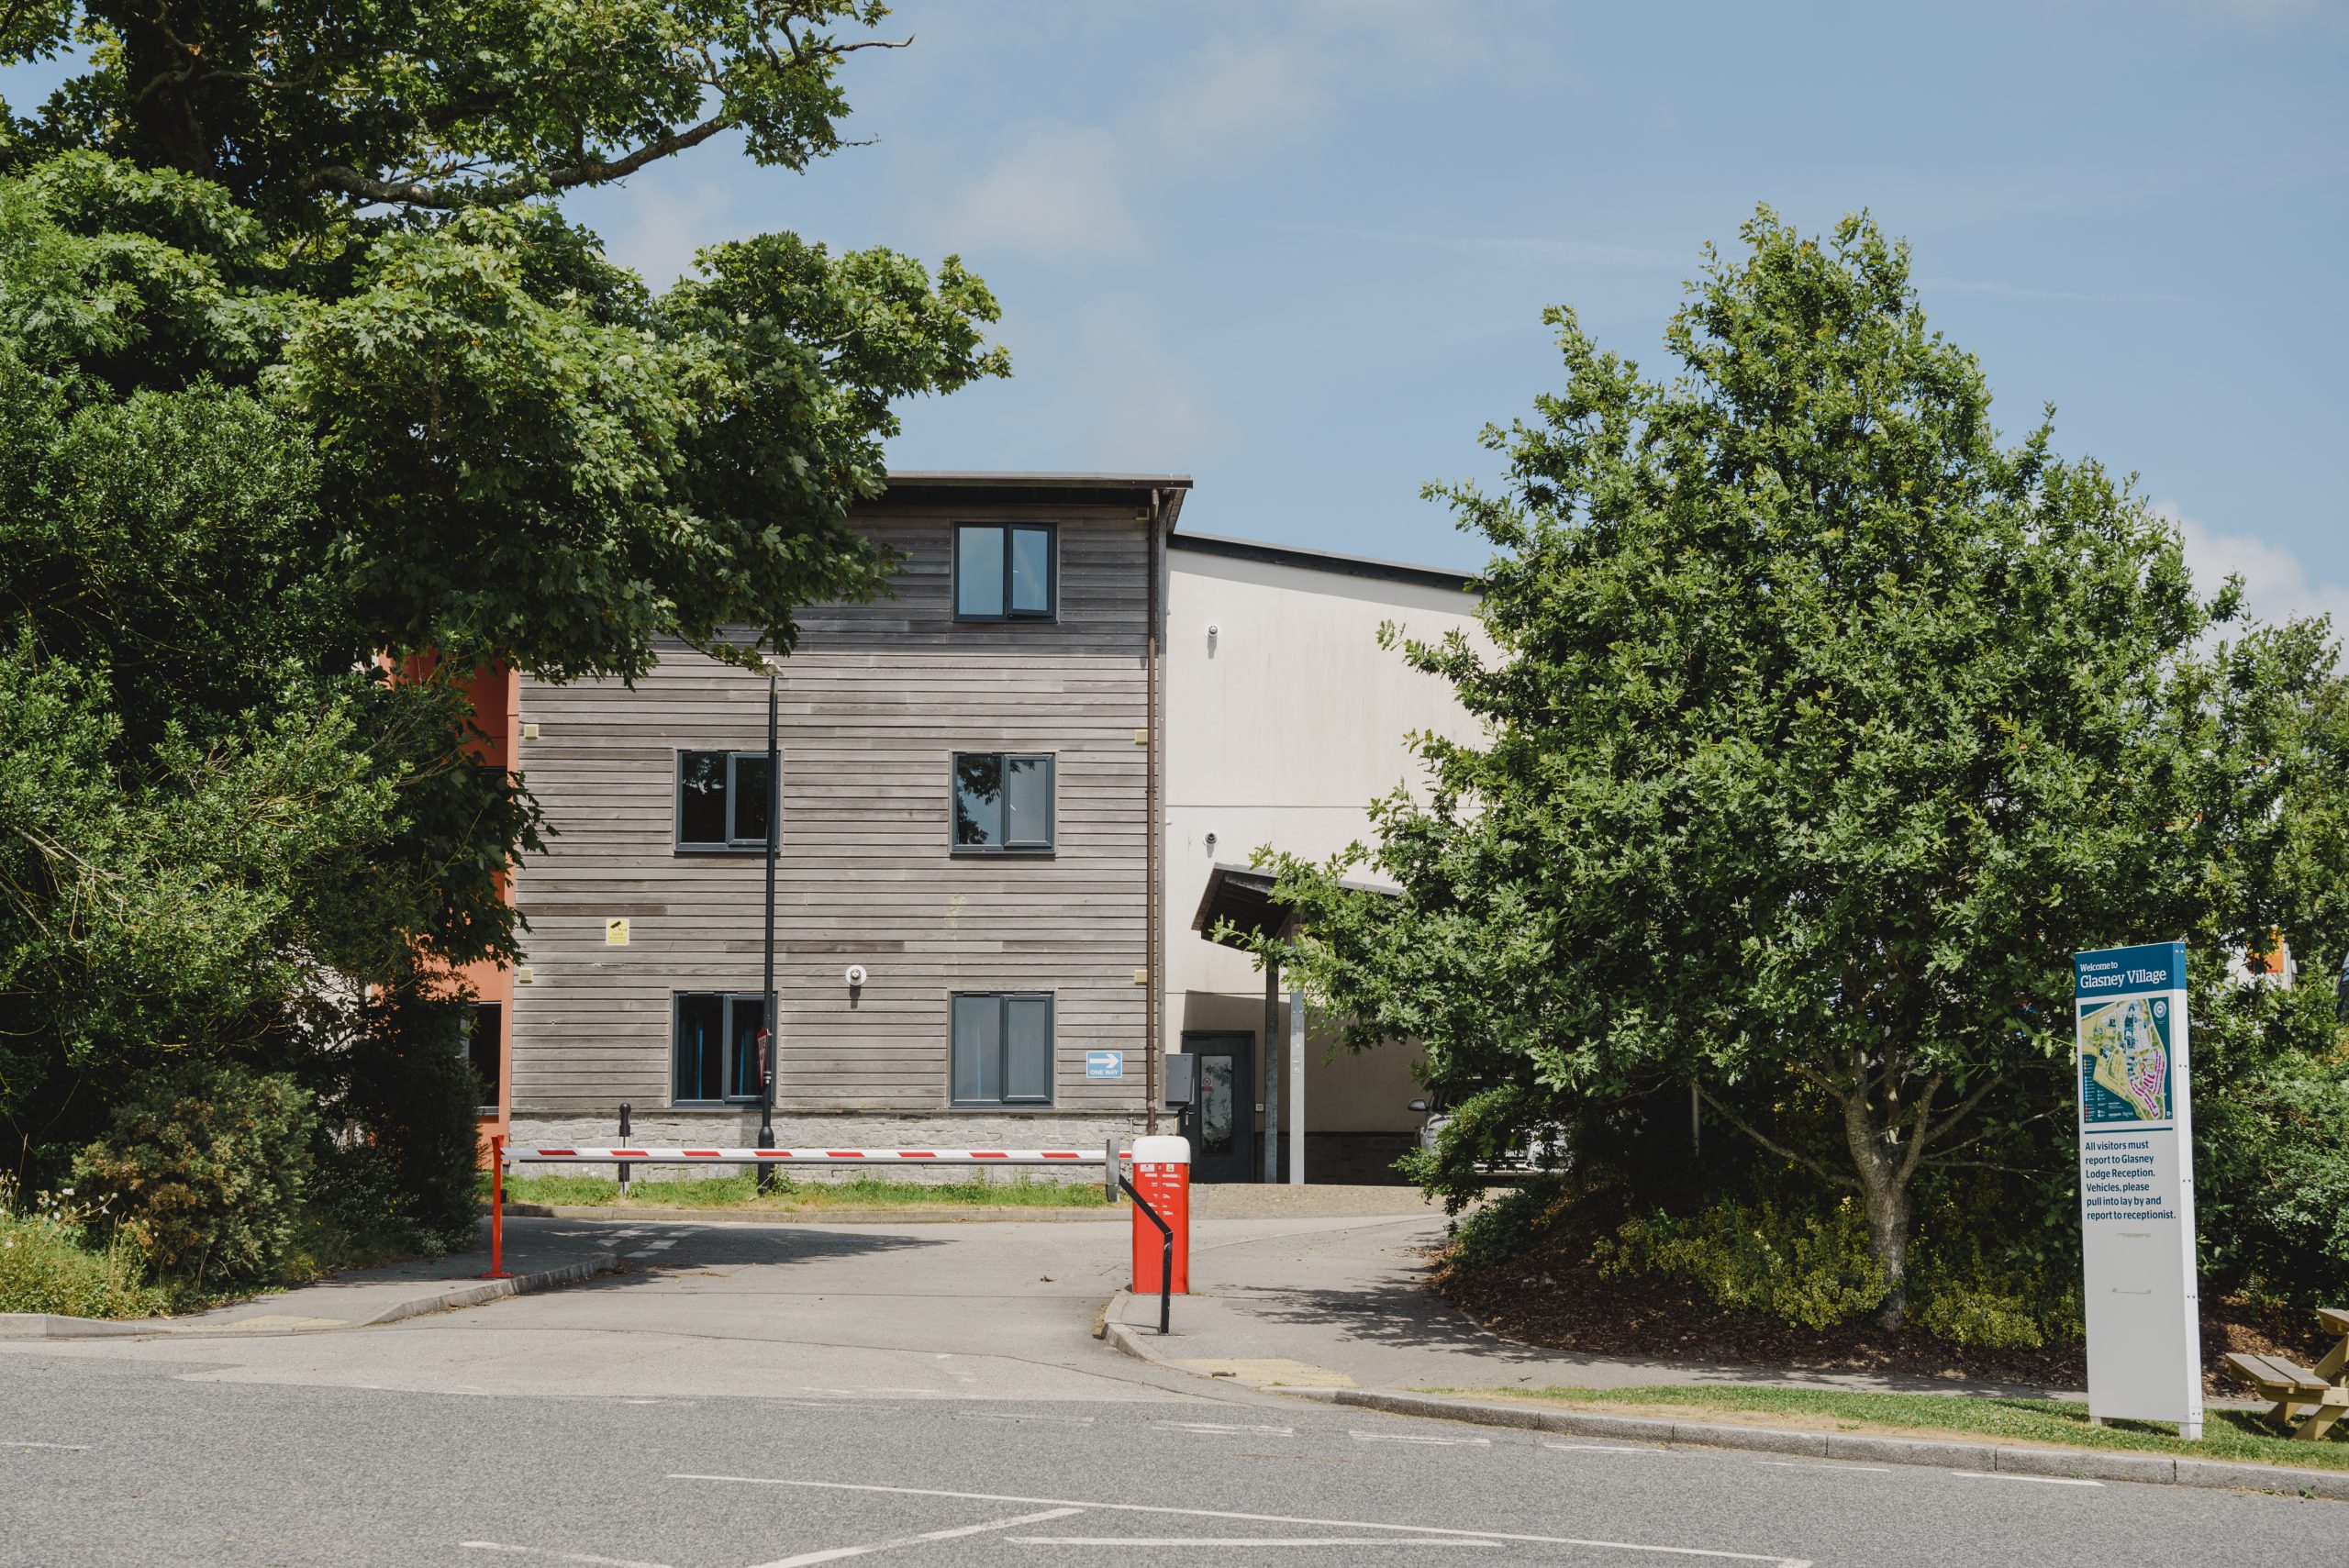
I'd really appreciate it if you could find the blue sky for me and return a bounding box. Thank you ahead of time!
[10,2,2344,619]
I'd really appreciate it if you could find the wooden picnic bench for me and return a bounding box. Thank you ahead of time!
[2224,1311,2349,1440]
[2318,1307,2349,1383]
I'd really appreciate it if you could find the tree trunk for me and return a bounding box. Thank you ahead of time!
[1841,1091,1914,1329]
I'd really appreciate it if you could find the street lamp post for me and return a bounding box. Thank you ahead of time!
[757,663,780,1187]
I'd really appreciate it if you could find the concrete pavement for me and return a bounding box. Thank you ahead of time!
[2,1202,2340,1566]
[1109,1201,2074,1399]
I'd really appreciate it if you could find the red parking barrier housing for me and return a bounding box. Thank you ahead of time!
[1128,1134,1191,1296]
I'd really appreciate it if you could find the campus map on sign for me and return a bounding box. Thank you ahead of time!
[2078,995,2172,1125]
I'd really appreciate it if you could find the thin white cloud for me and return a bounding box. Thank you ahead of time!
[599,179,735,291]
[2160,501,2349,638]
[935,125,1141,260]
[1263,218,1679,267]
[1133,33,1330,166]
[1068,298,1235,470]
[932,9,1511,262]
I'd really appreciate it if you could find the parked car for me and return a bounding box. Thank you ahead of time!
[1408,1095,1571,1173]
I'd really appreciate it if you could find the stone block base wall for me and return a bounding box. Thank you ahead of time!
[506,1109,1148,1184]
[1306,1131,1417,1184]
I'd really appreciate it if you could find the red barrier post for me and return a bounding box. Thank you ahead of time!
[1129,1134,1190,1300]
[483,1135,508,1280]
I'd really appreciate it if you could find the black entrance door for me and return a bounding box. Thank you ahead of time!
[1179,1032,1255,1184]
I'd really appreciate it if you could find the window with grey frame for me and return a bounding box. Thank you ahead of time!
[952,752,1053,851]
[673,991,768,1105]
[953,523,1055,620]
[951,993,1053,1106]
[676,750,773,851]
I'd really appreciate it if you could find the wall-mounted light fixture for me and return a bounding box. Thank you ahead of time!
[1204,831,1218,858]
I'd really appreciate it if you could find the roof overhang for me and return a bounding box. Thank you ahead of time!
[881,471,1191,529]
[1167,529,1475,594]
[1192,862,1403,950]
[1193,863,1286,950]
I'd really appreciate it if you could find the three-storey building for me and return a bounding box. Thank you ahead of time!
[490,473,1186,1151]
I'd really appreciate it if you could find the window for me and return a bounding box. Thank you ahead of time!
[673,992,768,1104]
[952,753,1053,851]
[462,1001,502,1114]
[951,993,1053,1106]
[677,751,773,850]
[953,524,1055,620]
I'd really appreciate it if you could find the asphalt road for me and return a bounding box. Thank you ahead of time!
[2,1215,2338,1567]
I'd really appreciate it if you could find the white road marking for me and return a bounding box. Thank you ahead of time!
[645,1240,675,1251]
[1545,1442,1666,1455]
[1011,1538,1500,1550]
[460,1543,674,1568]
[1349,1430,1491,1447]
[1954,1473,2103,1488]
[623,1251,651,1260]
[959,1413,1096,1426]
[758,1399,876,1410]
[744,1507,1082,1568]
[1755,1462,1890,1473]
[2,1441,88,1451]
[1154,1421,1296,1436]
[670,1474,1815,1565]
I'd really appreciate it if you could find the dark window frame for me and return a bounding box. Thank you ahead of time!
[952,522,1059,623]
[949,991,1055,1108]
[674,749,774,853]
[670,990,770,1106]
[950,751,1056,854]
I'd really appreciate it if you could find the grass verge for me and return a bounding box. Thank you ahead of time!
[0,1184,169,1319]
[495,1171,1110,1211]
[1452,1383,2349,1472]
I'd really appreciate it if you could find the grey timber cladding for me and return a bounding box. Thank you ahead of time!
[507,503,1152,1118]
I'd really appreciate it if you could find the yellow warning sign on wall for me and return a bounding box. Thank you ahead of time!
[605,917,629,946]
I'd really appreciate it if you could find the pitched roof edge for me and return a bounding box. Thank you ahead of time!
[1168,530,1477,594]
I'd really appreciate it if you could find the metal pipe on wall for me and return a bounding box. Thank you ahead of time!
[1144,489,1163,1136]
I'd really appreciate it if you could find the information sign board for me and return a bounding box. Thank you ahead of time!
[1085,1051,1125,1080]
[2076,940,2202,1437]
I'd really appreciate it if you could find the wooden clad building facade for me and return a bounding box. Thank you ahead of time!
[500,473,1188,1151]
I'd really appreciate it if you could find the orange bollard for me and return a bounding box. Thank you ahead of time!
[1129,1134,1190,1297]
[483,1135,509,1280]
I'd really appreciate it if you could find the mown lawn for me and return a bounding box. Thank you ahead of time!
[1453,1383,2349,1473]
[496,1171,1111,1211]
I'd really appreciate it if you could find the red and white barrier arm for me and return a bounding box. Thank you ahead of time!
[506,1147,1128,1165]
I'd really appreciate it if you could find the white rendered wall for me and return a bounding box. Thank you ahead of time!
[1163,545,1488,1136]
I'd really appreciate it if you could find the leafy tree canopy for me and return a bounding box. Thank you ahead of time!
[1261,210,2349,1323]
[0,0,1005,1193]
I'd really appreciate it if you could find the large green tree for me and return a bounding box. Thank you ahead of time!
[0,2,1004,1199]
[1263,210,2349,1324]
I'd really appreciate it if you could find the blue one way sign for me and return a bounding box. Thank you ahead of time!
[1085,1051,1125,1079]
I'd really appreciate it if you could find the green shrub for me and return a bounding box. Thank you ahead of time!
[313,995,484,1256]
[1449,1179,1566,1271]
[0,1176,168,1318]
[1906,1226,2084,1351]
[1598,1198,1890,1330]
[1910,1282,2051,1351]
[71,1059,317,1288]
[2195,1059,2349,1305]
